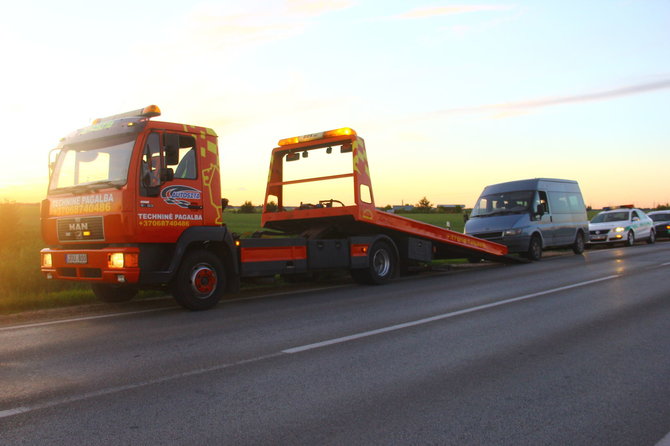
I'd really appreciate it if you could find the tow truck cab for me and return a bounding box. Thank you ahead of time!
[40,106,238,301]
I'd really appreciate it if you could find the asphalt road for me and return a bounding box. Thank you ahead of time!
[2,242,670,445]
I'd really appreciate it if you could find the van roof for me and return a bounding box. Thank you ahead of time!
[482,178,580,194]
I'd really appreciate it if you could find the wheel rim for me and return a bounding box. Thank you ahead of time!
[372,249,391,277]
[190,264,217,298]
[531,238,541,259]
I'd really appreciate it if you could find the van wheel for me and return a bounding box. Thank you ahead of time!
[91,283,137,303]
[173,249,225,310]
[647,230,656,244]
[572,231,585,255]
[625,230,635,247]
[524,235,542,261]
[351,241,397,285]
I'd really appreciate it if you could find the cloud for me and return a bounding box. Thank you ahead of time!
[180,0,353,48]
[433,78,670,118]
[285,0,354,16]
[393,4,514,20]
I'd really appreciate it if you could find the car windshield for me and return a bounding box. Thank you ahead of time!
[471,190,534,217]
[49,136,135,193]
[591,211,629,223]
[649,213,670,222]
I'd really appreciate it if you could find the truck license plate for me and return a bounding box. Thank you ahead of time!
[66,254,88,264]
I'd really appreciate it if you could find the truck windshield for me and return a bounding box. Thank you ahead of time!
[49,136,135,193]
[471,190,534,217]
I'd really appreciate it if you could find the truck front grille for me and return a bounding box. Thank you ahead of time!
[57,216,105,242]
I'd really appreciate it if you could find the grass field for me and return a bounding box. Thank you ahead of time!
[0,203,596,314]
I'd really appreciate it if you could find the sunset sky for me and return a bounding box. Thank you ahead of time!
[1,0,668,209]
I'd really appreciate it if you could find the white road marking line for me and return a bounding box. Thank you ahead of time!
[0,285,350,333]
[0,275,620,420]
[282,275,620,354]
[656,430,670,446]
[0,307,176,332]
[0,407,30,418]
[0,351,284,420]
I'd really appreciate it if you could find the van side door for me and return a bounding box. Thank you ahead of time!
[547,191,574,246]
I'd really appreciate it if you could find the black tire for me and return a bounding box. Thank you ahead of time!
[625,230,635,247]
[647,230,656,244]
[91,283,137,303]
[524,235,542,261]
[173,249,225,310]
[350,240,397,285]
[572,231,585,255]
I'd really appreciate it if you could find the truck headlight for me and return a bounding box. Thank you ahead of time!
[42,253,53,268]
[108,253,139,269]
[504,228,523,236]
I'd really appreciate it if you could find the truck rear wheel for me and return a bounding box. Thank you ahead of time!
[91,283,137,303]
[351,240,397,285]
[173,249,225,311]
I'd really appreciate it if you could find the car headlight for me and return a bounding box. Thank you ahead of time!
[504,228,523,236]
[612,227,625,233]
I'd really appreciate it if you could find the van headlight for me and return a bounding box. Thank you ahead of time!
[504,228,523,236]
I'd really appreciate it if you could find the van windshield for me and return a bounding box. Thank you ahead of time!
[471,190,534,217]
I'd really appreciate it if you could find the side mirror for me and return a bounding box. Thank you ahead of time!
[463,213,469,223]
[160,167,174,182]
[164,133,180,165]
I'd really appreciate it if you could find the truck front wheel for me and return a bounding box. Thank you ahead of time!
[173,249,226,311]
[351,241,397,285]
[91,283,137,303]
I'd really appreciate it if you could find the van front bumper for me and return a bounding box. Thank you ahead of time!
[468,233,530,254]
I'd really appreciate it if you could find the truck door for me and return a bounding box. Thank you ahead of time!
[136,131,204,242]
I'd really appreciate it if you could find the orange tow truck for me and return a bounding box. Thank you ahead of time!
[41,106,510,310]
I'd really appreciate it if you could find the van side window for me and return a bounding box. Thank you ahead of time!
[548,191,571,214]
[567,193,585,213]
[538,191,549,213]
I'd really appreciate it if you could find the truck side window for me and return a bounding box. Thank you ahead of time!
[141,133,162,189]
[173,135,197,180]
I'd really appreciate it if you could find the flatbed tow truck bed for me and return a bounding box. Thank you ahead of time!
[235,127,520,281]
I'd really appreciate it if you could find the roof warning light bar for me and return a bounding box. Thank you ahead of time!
[92,105,161,124]
[278,127,356,146]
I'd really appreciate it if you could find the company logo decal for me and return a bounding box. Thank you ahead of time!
[161,185,201,208]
